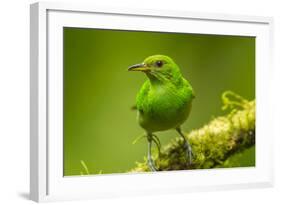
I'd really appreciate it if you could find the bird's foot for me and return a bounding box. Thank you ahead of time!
[147,155,157,172]
[183,140,193,166]
[176,127,193,166]
[147,134,158,171]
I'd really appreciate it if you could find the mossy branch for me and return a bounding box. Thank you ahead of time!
[131,91,255,172]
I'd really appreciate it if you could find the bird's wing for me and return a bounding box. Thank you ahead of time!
[130,81,150,111]
[136,80,150,110]
[183,78,195,99]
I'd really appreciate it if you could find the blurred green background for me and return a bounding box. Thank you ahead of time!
[63,27,255,176]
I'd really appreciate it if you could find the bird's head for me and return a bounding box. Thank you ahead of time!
[128,55,182,84]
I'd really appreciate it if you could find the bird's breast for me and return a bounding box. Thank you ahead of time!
[137,85,193,133]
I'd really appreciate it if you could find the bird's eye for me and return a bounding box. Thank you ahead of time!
[155,61,163,68]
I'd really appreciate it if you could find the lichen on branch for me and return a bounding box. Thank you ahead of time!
[131,91,255,172]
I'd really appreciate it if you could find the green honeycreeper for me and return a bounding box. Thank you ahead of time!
[128,55,195,171]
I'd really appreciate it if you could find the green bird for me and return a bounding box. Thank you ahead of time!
[128,55,195,171]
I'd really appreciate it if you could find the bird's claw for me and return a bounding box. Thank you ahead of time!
[147,155,157,171]
[176,127,193,166]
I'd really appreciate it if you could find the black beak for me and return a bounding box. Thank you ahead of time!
[128,63,149,71]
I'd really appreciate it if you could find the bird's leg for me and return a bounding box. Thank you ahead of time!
[151,134,161,156]
[176,127,193,165]
[147,133,157,172]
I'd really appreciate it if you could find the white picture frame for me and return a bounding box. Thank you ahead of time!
[30,1,274,202]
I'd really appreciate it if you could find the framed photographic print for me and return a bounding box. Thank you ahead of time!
[30,2,274,202]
